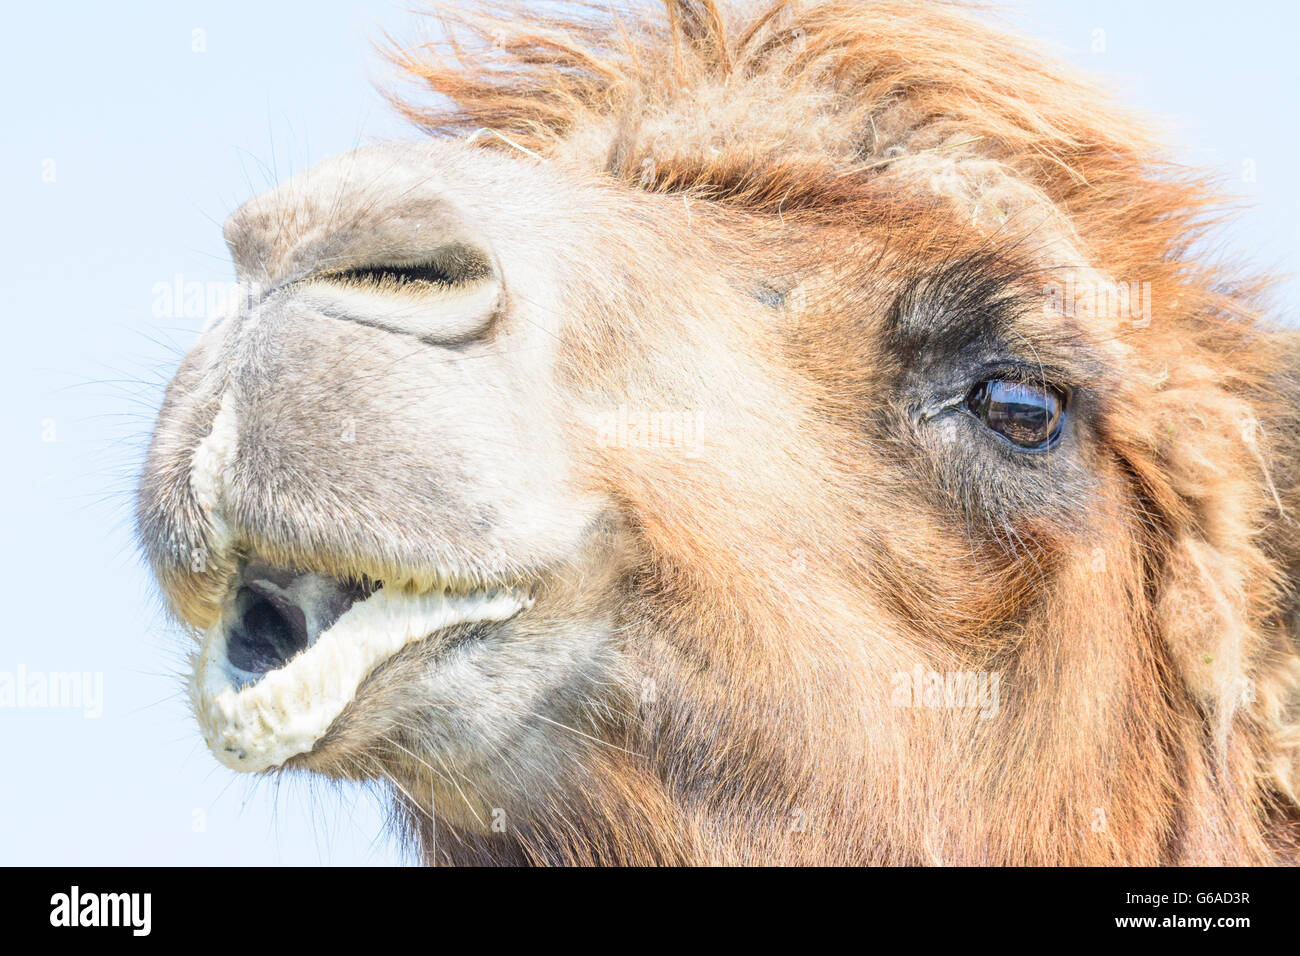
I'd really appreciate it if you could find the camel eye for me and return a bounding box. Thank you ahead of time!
[966,380,1067,450]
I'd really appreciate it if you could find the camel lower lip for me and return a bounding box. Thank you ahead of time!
[193,581,531,772]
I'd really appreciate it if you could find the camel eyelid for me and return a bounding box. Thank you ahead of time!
[318,240,498,289]
[289,261,505,348]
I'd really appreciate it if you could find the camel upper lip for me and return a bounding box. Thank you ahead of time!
[192,558,534,772]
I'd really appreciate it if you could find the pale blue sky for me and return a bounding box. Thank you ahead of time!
[2,1,1296,865]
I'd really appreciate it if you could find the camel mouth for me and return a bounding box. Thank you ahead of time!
[223,564,378,689]
[192,561,532,773]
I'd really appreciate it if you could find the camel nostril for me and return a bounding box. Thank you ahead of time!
[226,586,309,676]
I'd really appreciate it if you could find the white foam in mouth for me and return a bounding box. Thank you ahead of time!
[193,585,529,772]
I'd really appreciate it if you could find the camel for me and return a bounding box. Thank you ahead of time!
[137,1,1300,864]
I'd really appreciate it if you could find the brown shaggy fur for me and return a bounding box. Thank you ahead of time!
[369,0,1300,865]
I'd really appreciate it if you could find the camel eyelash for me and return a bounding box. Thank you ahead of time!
[330,262,458,288]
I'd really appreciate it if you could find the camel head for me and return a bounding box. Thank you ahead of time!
[137,1,1300,864]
